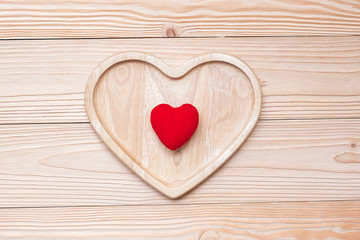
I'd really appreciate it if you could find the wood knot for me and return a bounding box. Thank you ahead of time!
[334,152,360,163]
[163,24,180,37]
[351,143,356,148]
[199,230,222,240]
[173,150,182,166]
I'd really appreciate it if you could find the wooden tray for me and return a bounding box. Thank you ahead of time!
[85,52,262,198]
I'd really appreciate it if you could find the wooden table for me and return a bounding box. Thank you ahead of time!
[1,1,360,239]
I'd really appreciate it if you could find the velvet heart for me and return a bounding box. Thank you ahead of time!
[150,104,199,151]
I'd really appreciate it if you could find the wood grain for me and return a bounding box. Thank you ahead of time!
[0,201,359,239]
[0,36,359,124]
[1,1,359,237]
[1,0,360,39]
[85,52,261,198]
[0,119,359,207]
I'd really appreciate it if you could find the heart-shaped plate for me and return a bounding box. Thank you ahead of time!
[85,52,262,198]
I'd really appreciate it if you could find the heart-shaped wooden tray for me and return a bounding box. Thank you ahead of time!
[85,52,261,198]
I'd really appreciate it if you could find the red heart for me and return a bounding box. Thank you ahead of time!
[150,103,199,151]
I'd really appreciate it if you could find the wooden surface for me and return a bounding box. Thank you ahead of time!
[0,37,359,124]
[1,201,360,239]
[1,0,360,39]
[0,119,359,207]
[1,0,360,239]
[85,52,261,198]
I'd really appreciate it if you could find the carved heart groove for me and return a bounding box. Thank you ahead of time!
[85,52,262,198]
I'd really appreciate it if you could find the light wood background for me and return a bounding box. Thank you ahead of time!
[0,0,360,239]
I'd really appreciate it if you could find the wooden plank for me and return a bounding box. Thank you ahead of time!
[1,0,360,39]
[0,201,359,239]
[0,119,359,207]
[0,36,359,124]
